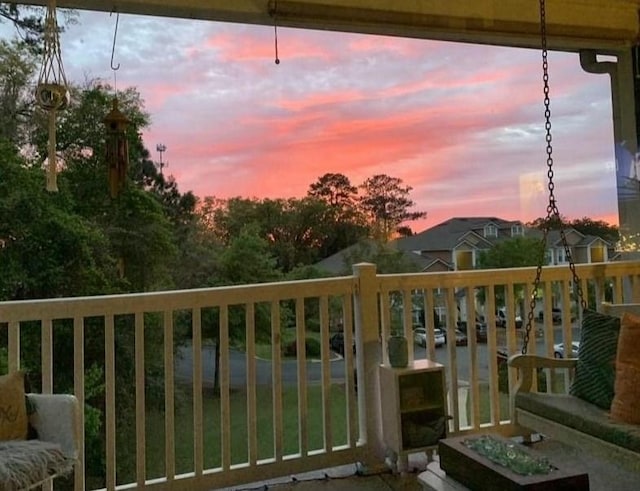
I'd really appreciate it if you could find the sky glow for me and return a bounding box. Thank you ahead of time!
[3,10,620,230]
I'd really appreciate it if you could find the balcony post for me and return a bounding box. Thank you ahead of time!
[352,262,386,468]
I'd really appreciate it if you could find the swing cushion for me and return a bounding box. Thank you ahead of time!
[0,372,29,441]
[610,312,640,424]
[569,310,620,409]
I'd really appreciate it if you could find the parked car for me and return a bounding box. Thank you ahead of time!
[553,341,580,358]
[475,321,488,342]
[497,309,523,328]
[413,327,445,348]
[329,332,355,356]
[539,308,562,323]
[454,329,468,346]
[457,319,487,342]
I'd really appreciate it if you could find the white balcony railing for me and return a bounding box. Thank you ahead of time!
[1,260,640,490]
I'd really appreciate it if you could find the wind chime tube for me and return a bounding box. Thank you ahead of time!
[46,110,58,192]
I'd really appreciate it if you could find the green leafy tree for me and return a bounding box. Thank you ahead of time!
[476,236,545,315]
[0,142,119,300]
[476,237,544,269]
[569,217,619,244]
[205,225,282,391]
[308,172,358,209]
[0,4,76,53]
[342,240,419,274]
[526,215,569,231]
[358,174,426,241]
[307,173,369,258]
[527,215,618,245]
[0,40,36,146]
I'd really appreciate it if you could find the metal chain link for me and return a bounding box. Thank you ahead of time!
[522,0,587,355]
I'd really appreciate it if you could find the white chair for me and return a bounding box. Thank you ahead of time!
[0,393,80,490]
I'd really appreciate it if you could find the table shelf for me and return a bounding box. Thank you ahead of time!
[379,359,447,455]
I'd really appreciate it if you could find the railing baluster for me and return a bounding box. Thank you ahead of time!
[105,315,116,490]
[445,288,460,433]
[220,304,231,470]
[41,319,53,491]
[485,286,500,425]
[73,316,85,491]
[271,302,283,462]
[402,289,414,365]
[135,312,146,486]
[466,286,479,429]
[164,310,176,481]
[246,302,258,465]
[8,320,19,372]
[343,297,357,448]
[425,289,436,361]
[192,307,204,476]
[505,283,517,408]
[319,295,332,452]
[41,318,53,393]
[296,298,308,456]
[379,291,392,366]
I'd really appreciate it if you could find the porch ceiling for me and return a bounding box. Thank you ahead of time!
[13,0,640,52]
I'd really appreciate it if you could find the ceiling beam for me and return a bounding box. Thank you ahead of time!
[8,0,640,52]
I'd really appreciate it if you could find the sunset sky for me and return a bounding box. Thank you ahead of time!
[3,10,620,231]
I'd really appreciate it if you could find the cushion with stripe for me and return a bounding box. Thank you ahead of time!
[569,309,620,409]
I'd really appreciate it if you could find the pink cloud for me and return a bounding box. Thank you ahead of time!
[204,31,336,63]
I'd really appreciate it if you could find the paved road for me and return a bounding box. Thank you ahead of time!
[175,344,353,388]
[176,324,581,388]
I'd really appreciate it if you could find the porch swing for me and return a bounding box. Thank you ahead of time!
[508,0,640,474]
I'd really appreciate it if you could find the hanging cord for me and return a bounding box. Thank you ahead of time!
[522,0,587,355]
[269,0,280,64]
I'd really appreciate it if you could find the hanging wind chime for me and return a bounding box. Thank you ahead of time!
[104,12,130,198]
[35,0,70,192]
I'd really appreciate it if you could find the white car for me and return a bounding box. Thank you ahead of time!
[413,327,445,348]
[553,341,580,358]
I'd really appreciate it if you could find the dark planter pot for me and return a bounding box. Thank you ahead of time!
[388,335,408,368]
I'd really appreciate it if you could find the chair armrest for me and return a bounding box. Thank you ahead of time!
[27,394,80,459]
[508,354,577,393]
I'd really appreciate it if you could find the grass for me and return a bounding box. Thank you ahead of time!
[112,383,351,484]
[473,381,512,426]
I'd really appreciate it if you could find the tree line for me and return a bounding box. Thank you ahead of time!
[0,33,428,484]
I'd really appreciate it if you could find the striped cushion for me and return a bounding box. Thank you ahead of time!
[569,310,620,409]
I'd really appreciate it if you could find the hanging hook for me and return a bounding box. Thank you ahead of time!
[110,11,121,71]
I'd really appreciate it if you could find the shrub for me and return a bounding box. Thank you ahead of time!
[282,337,322,358]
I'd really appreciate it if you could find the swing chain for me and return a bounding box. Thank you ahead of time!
[522,0,587,355]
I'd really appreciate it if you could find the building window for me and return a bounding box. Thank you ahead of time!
[511,225,523,236]
[557,248,565,263]
[484,224,498,238]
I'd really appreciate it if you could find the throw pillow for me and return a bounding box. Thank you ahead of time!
[610,311,640,424]
[0,371,29,440]
[569,309,620,409]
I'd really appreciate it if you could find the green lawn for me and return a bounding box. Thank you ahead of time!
[113,383,351,483]
[473,382,511,426]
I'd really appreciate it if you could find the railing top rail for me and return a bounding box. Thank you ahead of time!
[0,275,357,321]
[376,260,640,290]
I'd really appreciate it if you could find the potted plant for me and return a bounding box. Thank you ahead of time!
[387,327,408,368]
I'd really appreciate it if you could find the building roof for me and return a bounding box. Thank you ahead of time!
[395,217,526,253]
[314,239,437,275]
